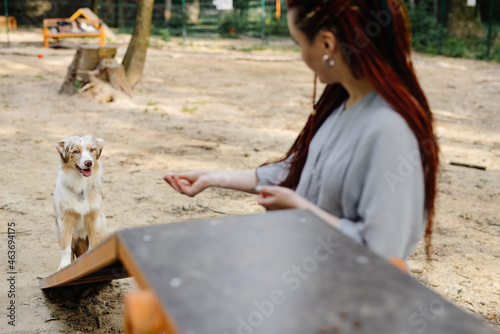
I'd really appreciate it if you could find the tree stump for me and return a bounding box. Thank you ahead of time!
[60,46,132,102]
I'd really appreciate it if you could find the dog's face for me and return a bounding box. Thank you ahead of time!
[56,135,104,177]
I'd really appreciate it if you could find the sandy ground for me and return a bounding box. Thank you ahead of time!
[0,30,499,333]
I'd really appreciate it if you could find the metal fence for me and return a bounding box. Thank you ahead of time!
[2,0,289,40]
[2,1,498,60]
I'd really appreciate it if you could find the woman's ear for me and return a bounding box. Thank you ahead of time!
[319,30,337,55]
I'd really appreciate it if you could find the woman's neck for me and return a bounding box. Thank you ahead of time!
[342,76,374,110]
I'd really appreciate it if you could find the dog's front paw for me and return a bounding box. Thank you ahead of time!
[58,259,71,271]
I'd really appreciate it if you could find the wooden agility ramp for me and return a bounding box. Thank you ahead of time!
[40,209,497,333]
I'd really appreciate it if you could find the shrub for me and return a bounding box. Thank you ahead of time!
[218,12,246,38]
[408,0,442,54]
[442,35,466,57]
[406,0,499,62]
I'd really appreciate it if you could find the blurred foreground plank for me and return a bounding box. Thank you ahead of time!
[40,209,497,334]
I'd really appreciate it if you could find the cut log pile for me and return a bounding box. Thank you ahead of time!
[60,46,132,103]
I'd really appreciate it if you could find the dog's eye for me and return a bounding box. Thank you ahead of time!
[89,148,95,153]
[73,150,80,154]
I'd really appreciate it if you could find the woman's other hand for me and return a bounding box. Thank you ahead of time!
[256,185,340,228]
[256,185,310,211]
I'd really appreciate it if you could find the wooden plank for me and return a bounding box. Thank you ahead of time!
[39,234,129,289]
[38,210,497,333]
[116,209,497,334]
[45,33,103,38]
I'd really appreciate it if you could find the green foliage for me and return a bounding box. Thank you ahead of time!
[182,105,197,113]
[72,80,85,92]
[407,0,499,62]
[408,0,442,54]
[442,36,466,57]
[165,12,185,32]
[218,12,246,38]
[265,16,289,36]
[464,37,488,60]
[237,43,299,53]
[117,27,134,35]
[233,0,250,12]
[151,27,171,41]
[492,43,500,62]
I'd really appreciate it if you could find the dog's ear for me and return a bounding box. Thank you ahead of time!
[94,138,104,159]
[56,140,69,163]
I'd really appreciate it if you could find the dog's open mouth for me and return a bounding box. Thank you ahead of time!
[76,165,92,177]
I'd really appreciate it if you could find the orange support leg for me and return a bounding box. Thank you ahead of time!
[99,31,106,47]
[389,257,409,274]
[124,289,168,334]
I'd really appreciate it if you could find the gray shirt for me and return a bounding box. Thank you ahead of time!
[256,91,425,259]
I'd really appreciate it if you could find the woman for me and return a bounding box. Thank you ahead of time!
[164,0,439,261]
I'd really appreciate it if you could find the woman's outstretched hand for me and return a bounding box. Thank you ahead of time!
[163,170,211,197]
[256,185,310,211]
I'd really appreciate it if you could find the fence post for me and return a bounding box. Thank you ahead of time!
[439,0,445,54]
[486,0,493,60]
[261,0,266,44]
[181,0,187,42]
[3,0,9,45]
[117,0,124,29]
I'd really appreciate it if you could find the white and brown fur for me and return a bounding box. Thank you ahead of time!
[54,135,107,270]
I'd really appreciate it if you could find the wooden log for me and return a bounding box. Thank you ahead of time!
[80,58,133,103]
[96,58,133,96]
[59,46,117,95]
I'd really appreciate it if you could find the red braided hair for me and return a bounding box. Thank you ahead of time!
[281,0,439,260]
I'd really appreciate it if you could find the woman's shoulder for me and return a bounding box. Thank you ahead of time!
[360,92,414,136]
[353,92,419,151]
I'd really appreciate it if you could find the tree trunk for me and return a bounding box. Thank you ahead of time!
[408,0,415,13]
[117,0,125,28]
[122,0,155,88]
[165,0,172,20]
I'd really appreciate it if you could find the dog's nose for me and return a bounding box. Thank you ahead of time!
[84,160,93,168]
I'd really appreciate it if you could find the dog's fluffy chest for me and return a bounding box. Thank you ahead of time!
[54,168,103,214]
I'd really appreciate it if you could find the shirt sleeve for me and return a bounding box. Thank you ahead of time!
[255,157,292,186]
[336,113,426,259]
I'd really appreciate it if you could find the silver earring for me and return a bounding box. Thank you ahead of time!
[322,54,335,67]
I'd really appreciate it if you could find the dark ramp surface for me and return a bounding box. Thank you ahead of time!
[118,209,496,334]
